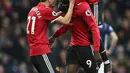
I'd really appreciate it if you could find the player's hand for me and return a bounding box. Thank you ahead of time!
[94,51,102,67]
[106,50,112,55]
[48,36,56,46]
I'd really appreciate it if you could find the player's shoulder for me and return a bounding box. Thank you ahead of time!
[28,7,36,16]
[99,23,113,31]
[76,2,90,10]
[103,23,112,28]
[39,6,51,11]
[35,4,53,13]
[75,2,91,15]
[98,24,103,28]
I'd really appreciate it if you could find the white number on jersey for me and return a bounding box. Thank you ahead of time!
[26,16,36,34]
[86,60,92,68]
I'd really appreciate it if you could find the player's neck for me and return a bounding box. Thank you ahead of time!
[40,1,50,7]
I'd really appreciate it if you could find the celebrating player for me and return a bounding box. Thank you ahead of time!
[49,0,101,73]
[26,0,75,73]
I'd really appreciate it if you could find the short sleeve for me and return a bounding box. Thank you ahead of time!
[42,8,59,21]
[107,25,114,35]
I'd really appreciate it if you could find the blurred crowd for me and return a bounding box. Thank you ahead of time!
[0,0,130,73]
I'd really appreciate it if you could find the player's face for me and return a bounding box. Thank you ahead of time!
[49,0,57,7]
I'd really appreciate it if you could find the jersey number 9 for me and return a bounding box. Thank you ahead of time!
[86,60,92,68]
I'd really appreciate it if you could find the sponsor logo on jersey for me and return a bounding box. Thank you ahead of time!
[52,11,57,16]
[86,10,91,16]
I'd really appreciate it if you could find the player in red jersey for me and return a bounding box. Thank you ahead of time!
[51,0,112,73]
[26,0,75,73]
[49,0,101,73]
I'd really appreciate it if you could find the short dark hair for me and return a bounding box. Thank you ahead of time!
[39,0,46,2]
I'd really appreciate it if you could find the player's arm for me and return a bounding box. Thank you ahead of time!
[49,25,69,46]
[80,2,100,52]
[107,26,118,55]
[43,0,74,24]
[51,0,75,24]
[79,2,101,62]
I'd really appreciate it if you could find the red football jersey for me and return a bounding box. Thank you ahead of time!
[27,3,59,56]
[54,2,100,51]
[75,0,86,5]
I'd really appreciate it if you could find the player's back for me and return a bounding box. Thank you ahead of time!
[68,2,92,46]
[69,1,99,47]
[26,4,51,56]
